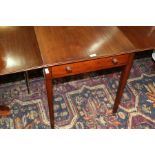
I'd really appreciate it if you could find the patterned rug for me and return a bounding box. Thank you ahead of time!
[0,56,155,129]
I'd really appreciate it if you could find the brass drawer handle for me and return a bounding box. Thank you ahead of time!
[65,66,72,73]
[112,58,118,65]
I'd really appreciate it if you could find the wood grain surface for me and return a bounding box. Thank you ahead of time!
[119,26,155,51]
[35,26,136,66]
[0,26,43,75]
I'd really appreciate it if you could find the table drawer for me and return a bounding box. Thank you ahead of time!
[52,54,130,78]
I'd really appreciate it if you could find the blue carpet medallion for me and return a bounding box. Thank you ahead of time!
[0,57,154,129]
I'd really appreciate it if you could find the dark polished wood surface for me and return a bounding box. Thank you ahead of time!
[35,26,136,66]
[51,54,130,78]
[119,26,155,51]
[0,26,154,76]
[113,53,135,113]
[0,26,43,76]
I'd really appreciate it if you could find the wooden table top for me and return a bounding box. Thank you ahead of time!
[0,26,155,76]
[35,26,136,66]
[119,26,155,51]
[0,26,43,75]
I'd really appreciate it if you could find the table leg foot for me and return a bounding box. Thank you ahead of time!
[0,105,11,116]
[113,53,135,113]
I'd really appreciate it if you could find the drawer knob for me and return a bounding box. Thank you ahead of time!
[112,58,118,64]
[65,66,72,73]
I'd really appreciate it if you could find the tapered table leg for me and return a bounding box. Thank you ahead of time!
[44,68,54,128]
[113,53,135,113]
[0,105,10,116]
[24,71,30,94]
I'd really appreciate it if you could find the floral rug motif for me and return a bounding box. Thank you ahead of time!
[0,57,154,129]
[128,74,155,120]
[128,112,155,129]
[57,85,128,129]
[0,79,50,129]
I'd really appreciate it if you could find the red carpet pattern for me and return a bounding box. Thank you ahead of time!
[0,57,154,129]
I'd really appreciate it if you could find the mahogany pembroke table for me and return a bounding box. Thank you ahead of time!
[0,26,155,128]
